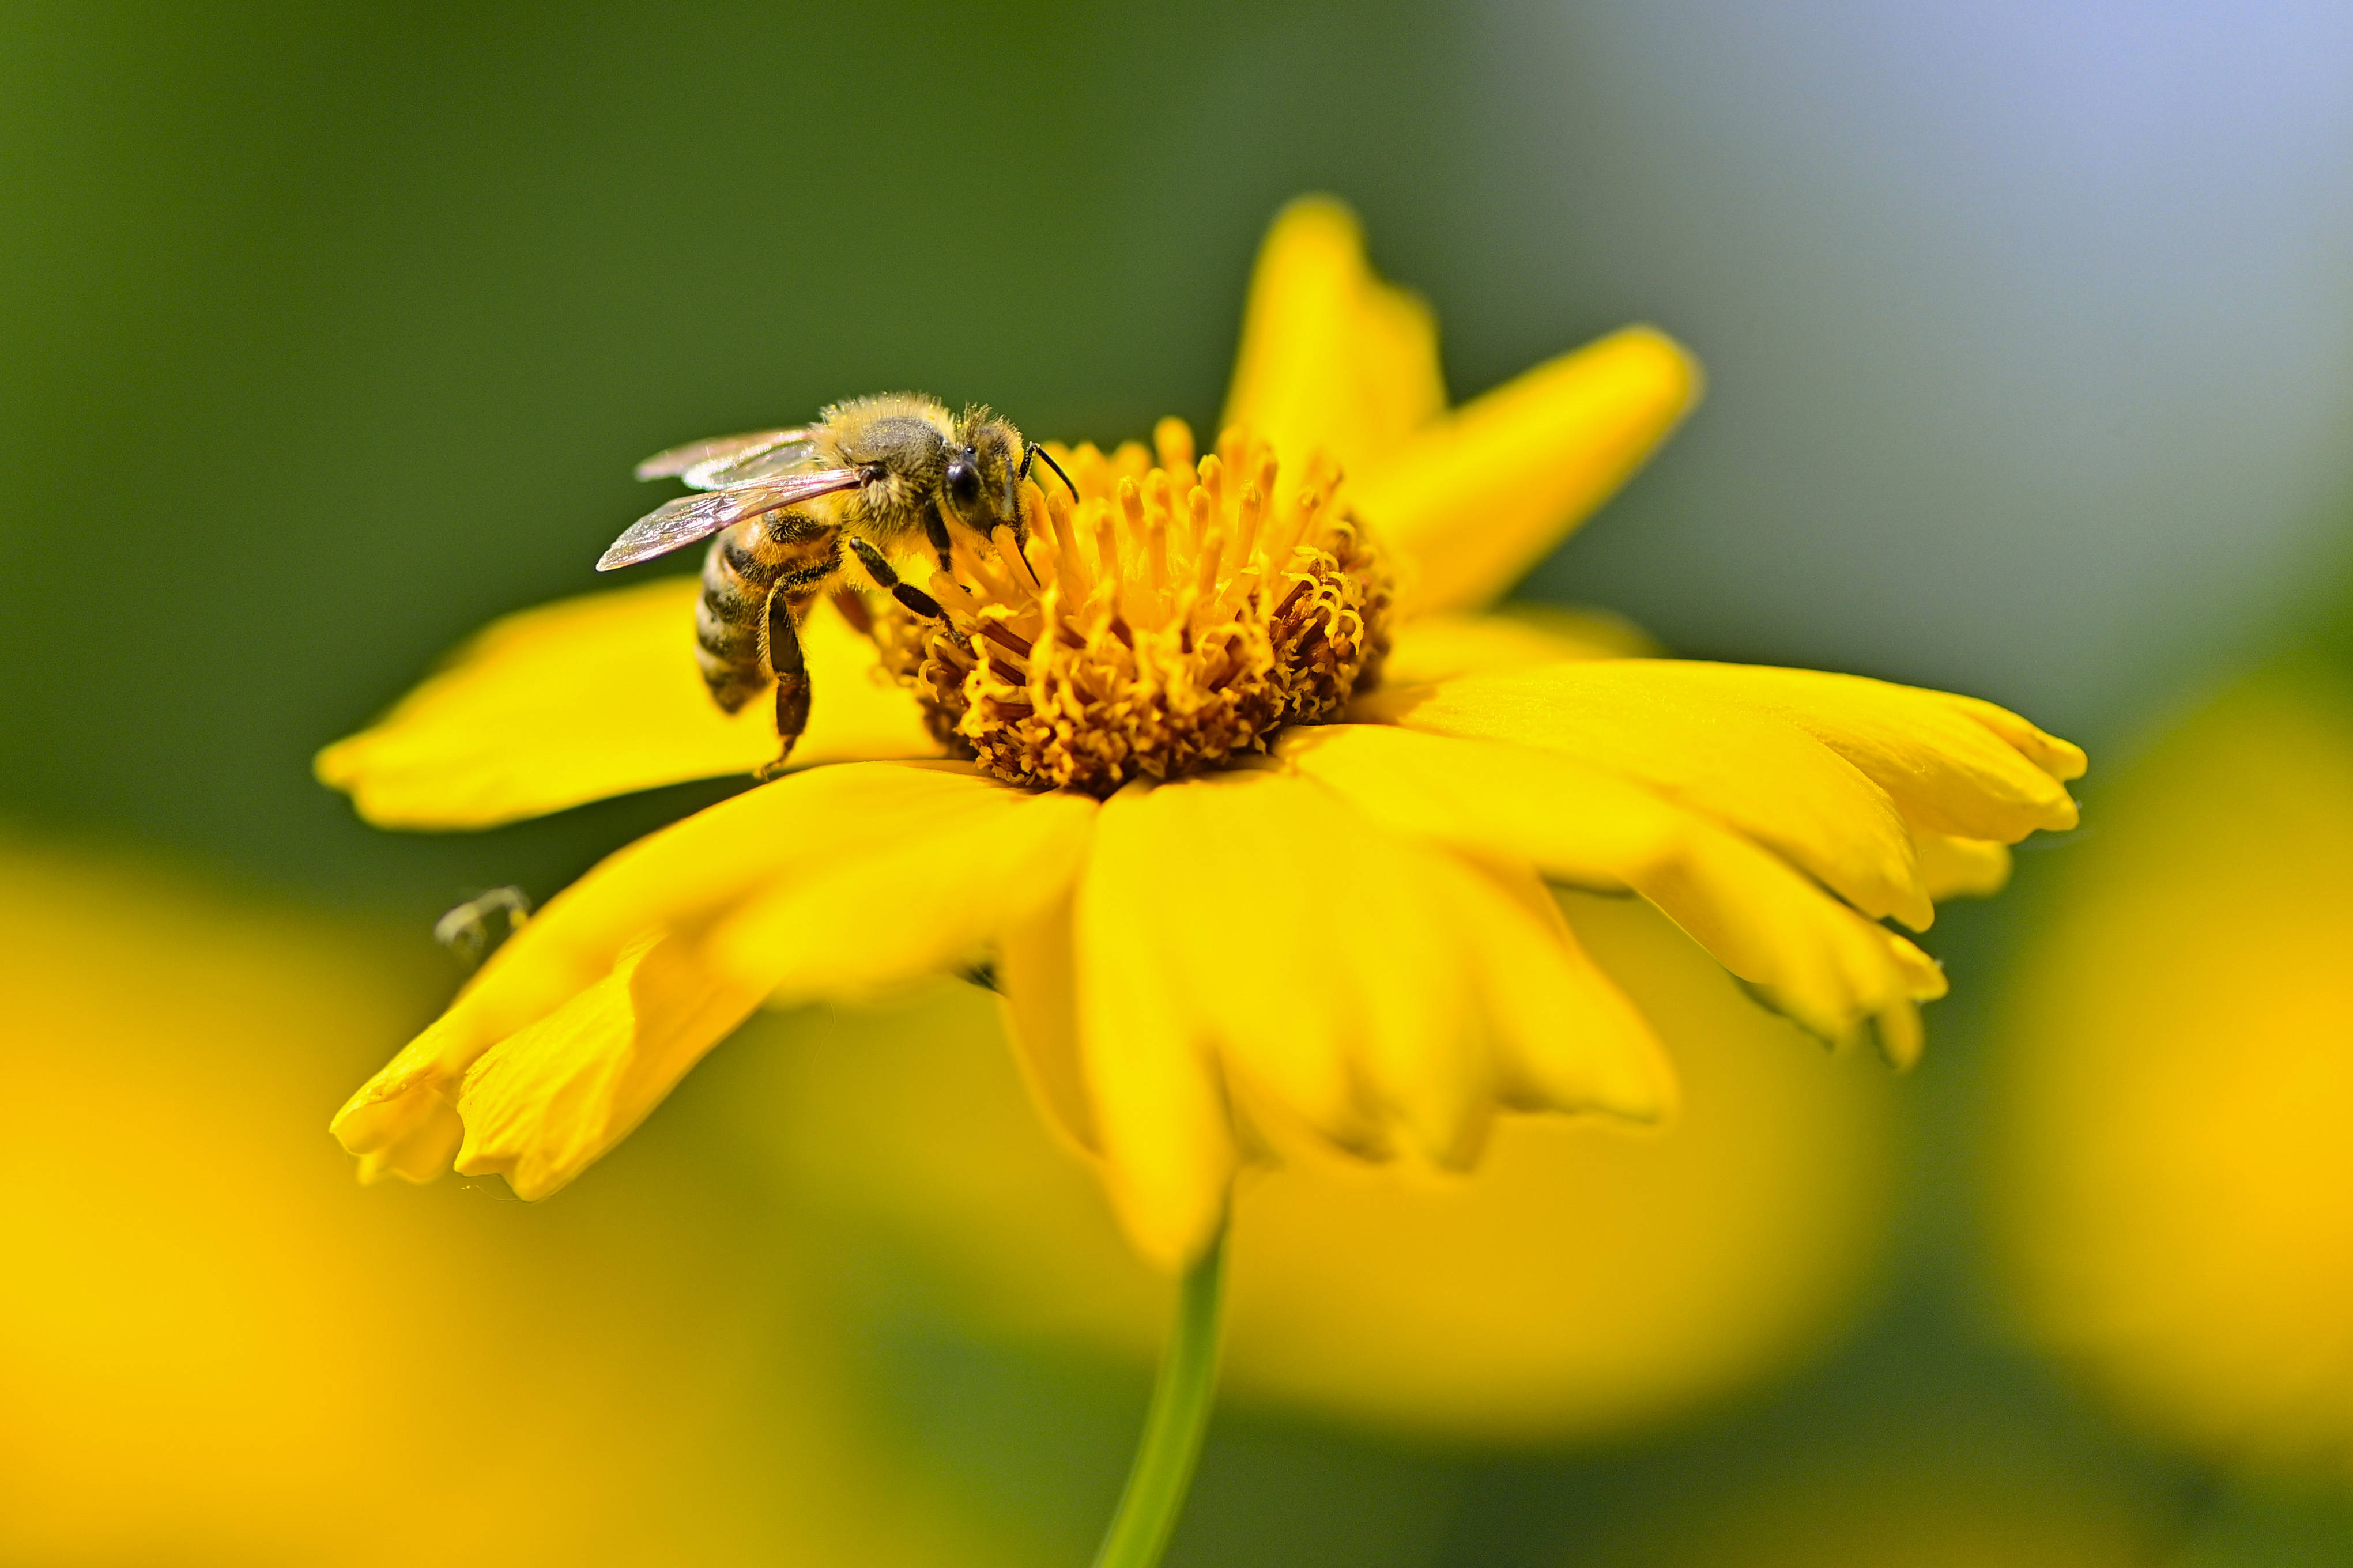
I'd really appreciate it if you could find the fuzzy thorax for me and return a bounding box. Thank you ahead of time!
[868,420,1393,796]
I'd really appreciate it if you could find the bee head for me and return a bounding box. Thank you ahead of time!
[944,410,1028,539]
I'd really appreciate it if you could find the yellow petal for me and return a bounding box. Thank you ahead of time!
[1087,772,1375,1163]
[1587,661,2086,839]
[1072,766,1690,1269]
[1360,662,1935,930]
[1280,724,1943,1059]
[705,788,1099,1006]
[315,580,941,830]
[330,761,1004,1183]
[1115,773,1490,1171]
[446,761,1001,1040]
[451,933,768,1199]
[329,1015,474,1187]
[1449,859,1680,1125]
[1220,195,1447,481]
[1941,692,2089,782]
[1075,781,1241,1271]
[1316,809,1492,1170]
[1913,829,2013,900]
[1358,327,1702,616]
[996,881,1099,1156]
[1382,603,1657,686]
[330,1044,464,1187]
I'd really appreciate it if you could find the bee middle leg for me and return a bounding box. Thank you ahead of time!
[847,536,945,619]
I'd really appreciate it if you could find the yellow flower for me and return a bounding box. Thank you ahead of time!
[322,197,2084,1270]
[1989,672,2353,1479]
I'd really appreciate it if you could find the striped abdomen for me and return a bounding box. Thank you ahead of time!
[694,511,839,712]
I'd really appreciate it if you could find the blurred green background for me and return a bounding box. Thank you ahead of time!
[6,1,2353,1563]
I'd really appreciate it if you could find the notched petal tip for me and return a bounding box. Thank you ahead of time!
[330,1064,464,1187]
[1951,694,2089,784]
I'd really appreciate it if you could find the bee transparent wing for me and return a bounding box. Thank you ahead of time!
[634,428,813,485]
[697,440,829,489]
[595,492,745,570]
[594,468,866,571]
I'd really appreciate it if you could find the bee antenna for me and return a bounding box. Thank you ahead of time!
[1021,441,1077,500]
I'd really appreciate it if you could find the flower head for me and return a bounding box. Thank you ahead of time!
[869,425,1390,794]
[322,198,2085,1269]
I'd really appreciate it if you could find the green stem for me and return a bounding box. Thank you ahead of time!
[1092,1219,1230,1568]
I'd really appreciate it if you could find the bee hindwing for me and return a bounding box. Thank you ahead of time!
[595,468,865,570]
[634,428,812,483]
[695,441,825,489]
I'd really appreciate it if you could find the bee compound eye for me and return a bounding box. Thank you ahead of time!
[947,458,981,508]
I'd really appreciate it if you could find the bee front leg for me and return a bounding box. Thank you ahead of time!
[922,502,955,574]
[756,584,811,783]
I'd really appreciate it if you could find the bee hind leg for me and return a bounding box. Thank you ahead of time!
[755,584,813,783]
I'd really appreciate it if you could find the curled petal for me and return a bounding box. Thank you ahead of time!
[331,1035,465,1187]
[1360,662,1936,930]
[451,933,768,1199]
[1221,195,1448,484]
[330,762,1009,1185]
[1357,327,1702,616]
[316,581,941,830]
[1280,724,1945,1062]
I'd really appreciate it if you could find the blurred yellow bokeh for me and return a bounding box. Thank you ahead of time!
[735,889,1903,1442]
[0,841,995,1567]
[1989,673,2353,1479]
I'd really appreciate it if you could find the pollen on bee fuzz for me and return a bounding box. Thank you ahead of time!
[868,420,1392,795]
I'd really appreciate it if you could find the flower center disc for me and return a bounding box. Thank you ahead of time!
[868,420,1393,796]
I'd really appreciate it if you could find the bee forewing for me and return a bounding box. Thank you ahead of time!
[594,468,867,571]
[633,428,811,483]
[597,492,746,570]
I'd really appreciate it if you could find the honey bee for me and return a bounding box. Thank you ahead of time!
[598,393,1070,776]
